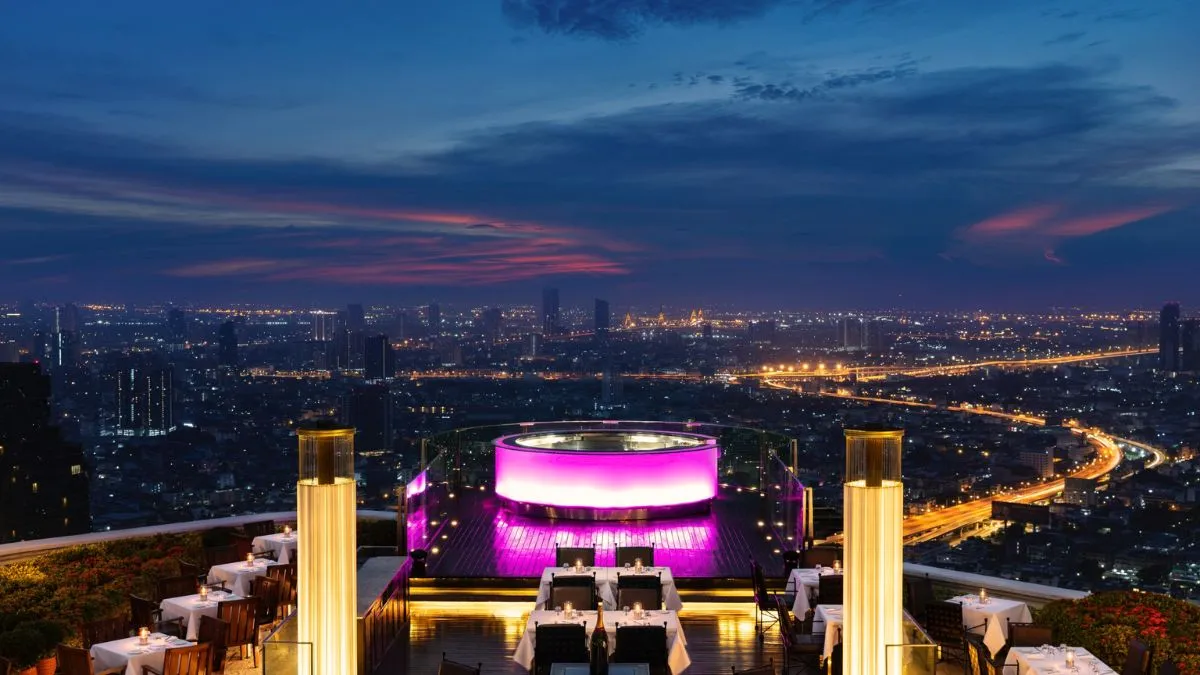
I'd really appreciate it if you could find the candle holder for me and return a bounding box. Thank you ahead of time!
[138,627,150,645]
[1065,648,1076,668]
[634,558,643,572]
[198,586,209,602]
[979,588,989,604]
[832,559,841,573]
[632,602,644,619]
[563,601,574,619]
[574,559,584,573]
[284,525,293,537]
[246,553,256,567]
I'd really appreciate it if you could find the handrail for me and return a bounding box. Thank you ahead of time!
[904,563,1089,607]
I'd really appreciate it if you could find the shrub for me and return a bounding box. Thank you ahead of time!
[0,627,45,669]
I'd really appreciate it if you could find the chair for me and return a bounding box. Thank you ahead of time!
[142,643,212,675]
[802,547,841,568]
[195,615,228,674]
[777,596,824,674]
[732,662,775,675]
[217,597,259,667]
[203,545,238,568]
[130,594,184,638]
[438,651,481,675]
[179,560,203,584]
[963,631,988,675]
[1006,620,1052,648]
[555,544,596,567]
[229,533,254,560]
[1122,639,1153,675]
[1158,662,1180,675]
[250,575,281,631]
[982,644,1011,675]
[615,545,655,568]
[617,572,663,610]
[550,573,598,610]
[613,623,669,675]
[751,560,779,639]
[817,575,843,606]
[827,642,842,675]
[923,601,983,669]
[241,520,275,538]
[532,623,589,675]
[82,615,129,648]
[158,575,199,601]
[57,644,95,675]
[904,575,935,623]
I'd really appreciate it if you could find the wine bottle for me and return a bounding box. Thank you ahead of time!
[589,605,609,675]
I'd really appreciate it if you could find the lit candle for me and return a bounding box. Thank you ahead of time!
[832,559,841,573]
[574,558,583,572]
[634,557,643,572]
[246,553,256,566]
[632,601,643,619]
[1065,648,1075,668]
[284,525,292,536]
[979,588,988,604]
[138,627,150,645]
[563,601,574,618]
[198,585,208,601]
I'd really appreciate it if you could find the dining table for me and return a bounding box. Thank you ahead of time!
[513,609,690,673]
[948,593,1033,656]
[534,566,683,611]
[787,566,842,616]
[812,604,843,661]
[89,633,194,675]
[1007,646,1117,675]
[207,558,274,596]
[159,590,243,640]
[252,532,298,564]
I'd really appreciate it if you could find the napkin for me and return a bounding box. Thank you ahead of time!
[1024,653,1045,660]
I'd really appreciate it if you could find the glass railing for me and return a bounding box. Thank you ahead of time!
[884,611,941,675]
[261,614,312,675]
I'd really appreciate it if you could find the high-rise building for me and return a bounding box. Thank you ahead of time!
[1020,447,1056,479]
[480,308,503,343]
[56,303,80,334]
[0,341,17,363]
[427,303,442,337]
[0,363,90,542]
[594,299,610,338]
[542,287,560,335]
[748,320,776,344]
[1063,477,1098,507]
[839,317,864,350]
[311,310,337,342]
[1160,302,1181,372]
[218,321,239,369]
[364,334,396,381]
[114,356,175,436]
[167,308,187,345]
[51,303,81,370]
[343,384,393,454]
[346,304,365,332]
[1182,319,1200,372]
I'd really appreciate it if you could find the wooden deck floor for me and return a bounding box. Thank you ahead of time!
[426,488,786,579]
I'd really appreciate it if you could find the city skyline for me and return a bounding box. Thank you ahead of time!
[1,1,1198,308]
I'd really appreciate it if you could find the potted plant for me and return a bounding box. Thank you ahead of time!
[23,620,65,675]
[0,626,45,675]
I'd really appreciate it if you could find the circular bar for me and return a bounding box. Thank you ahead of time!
[494,430,720,520]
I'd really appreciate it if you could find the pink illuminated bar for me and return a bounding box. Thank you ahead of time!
[494,430,720,520]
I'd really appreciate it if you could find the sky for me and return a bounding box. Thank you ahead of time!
[1,0,1197,309]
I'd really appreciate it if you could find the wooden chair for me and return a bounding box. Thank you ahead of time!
[617,571,662,610]
[142,643,212,675]
[195,615,228,674]
[438,651,481,675]
[615,544,655,568]
[82,615,130,648]
[613,623,669,675]
[532,623,588,675]
[817,575,843,605]
[58,644,95,675]
[1006,620,1053,648]
[554,544,596,567]
[250,575,281,632]
[924,601,984,669]
[157,575,199,601]
[241,520,275,538]
[777,597,824,675]
[229,533,255,560]
[130,594,184,638]
[802,546,841,568]
[203,545,238,568]
[1123,639,1153,675]
[218,597,259,667]
[550,573,598,610]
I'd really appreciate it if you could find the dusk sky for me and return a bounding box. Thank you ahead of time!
[1,0,1197,309]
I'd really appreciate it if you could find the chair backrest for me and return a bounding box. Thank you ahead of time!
[129,593,160,628]
[923,601,965,643]
[161,643,212,675]
[904,576,934,617]
[618,586,662,611]
[533,623,589,675]
[242,520,275,538]
[197,615,229,673]
[204,545,239,568]
[732,663,776,675]
[803,546,841,568]
[1007,621,1053,647]
[963,632,987,675]
[818,575,844,605]
[774,597,795,648]
[1123,639,1152,675]
[550,584,596,611]
[158,575,199,601]
[438,652,482,675]
[1158,661,1180,675]
[750,561,771,604]
[555,545,595,567]
[56,644,94,675]
[613,624,668,666]
[229,533,254,560]
[218,597,258,647]
[251,575,281,623]
[615,545,654,568]
[179,559,202,580]
[82,615,129,648]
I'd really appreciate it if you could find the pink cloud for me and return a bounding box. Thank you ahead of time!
[960,204,1059,239]
[1042,205,1173,236]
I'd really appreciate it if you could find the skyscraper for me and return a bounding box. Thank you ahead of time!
[1182,319,1200,372]
[167,308,187,345]
[343,384,393,454]
[1160,302,1181,372]
[346,303,365,332]
[594,299,610,338]
[114,356,175,436]
[427,303,442,337]
[218,321,239,369]
[480,308,503,343]
[0,363,90,542]
[364,334,396,381]
[542,287,560,335]
[311,310,337,342]
[51,303,81,370]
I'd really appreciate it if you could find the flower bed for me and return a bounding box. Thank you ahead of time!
[1037,590,1200,674]
[0,533,203,668]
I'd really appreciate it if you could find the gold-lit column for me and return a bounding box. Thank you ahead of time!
[297,424,357,675]
[843,426,904,675]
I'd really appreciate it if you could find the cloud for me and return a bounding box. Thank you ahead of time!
[500,0,792,40]
[733,61,918,102]
[1043,31,1086,46]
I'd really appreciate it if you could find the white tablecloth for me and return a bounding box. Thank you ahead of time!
[159,591,242,640]
[513,609,689,673]
[208,559,273,596]
[788,567,842,616]
[252,533,297,564]
[1008,647,1117,675]
[90,634,193,675]
[535,567,683,611]
[813,604,843,661]
[949,594,1033,656]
